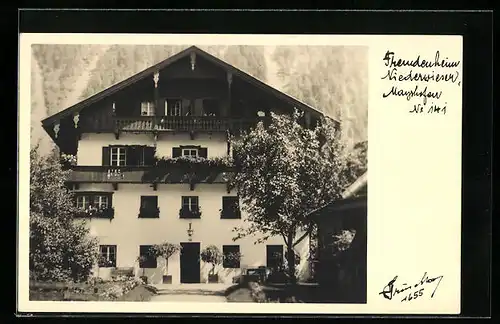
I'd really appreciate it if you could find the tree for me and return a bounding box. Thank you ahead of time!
[231,110,366,283]
[150,242,182,276]
[29,146,99,282]
[200,245,223,277]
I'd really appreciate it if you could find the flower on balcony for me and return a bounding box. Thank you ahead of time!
[60,154,77,167]
[76,205,115,219]
[154,155,234,169]
[179,206,202,219]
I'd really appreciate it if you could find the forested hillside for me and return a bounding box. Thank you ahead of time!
[30,45,367,155]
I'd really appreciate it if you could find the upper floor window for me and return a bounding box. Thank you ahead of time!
[139,196,160,218]
[94,195,109,209]
[180,196,201,219]
[76,195,90,209]
[182,148,198,157]
[220,196,241,219]
[182,196,199,210]
[103,146,155,167]
[172,146,208,158]
[141,101,156,116]
[110,147,127,166]
[75,193,113,210]
[165,99,182,116]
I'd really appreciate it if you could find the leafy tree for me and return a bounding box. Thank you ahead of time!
[29,146,99,282]
[150,242,182,275]
[200,245,223,276]
[231,111,366,283]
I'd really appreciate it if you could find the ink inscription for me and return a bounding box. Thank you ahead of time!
[379,272,444,303]
[381,50,461,115]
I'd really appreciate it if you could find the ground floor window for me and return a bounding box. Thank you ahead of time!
[99,245,117,267]
[139,245,157,268]
[266,245,284,270]
[223,245,241,268]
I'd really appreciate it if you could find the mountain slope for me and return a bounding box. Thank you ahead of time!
[31,45,367,156]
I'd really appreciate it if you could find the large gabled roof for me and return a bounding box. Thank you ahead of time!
[41,45,334,127]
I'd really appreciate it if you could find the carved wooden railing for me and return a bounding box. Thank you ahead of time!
[66,166,234,184]
[113,116,268,132]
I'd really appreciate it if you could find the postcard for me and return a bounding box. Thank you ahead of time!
[18,33,462,314]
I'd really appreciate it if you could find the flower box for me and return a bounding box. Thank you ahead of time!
[179,206,202,219]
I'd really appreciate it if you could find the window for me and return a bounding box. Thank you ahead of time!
[223,245,241,268]
[139,196,159,218]
[182,148,198,157]
[110,147,127,166]
[94,195,109,209]
[76,195,90,209]
[173,146,207,158]
[221,196,241,219]
[180,196,201,219]
[165,99,182,116]
[139,245,157,268]
[202,98,219,116]
[266,245,284,270]
[99,245,117,267]
[141,101,156,116]
[182,196,199,210]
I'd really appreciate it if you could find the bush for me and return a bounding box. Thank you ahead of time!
[29,147,99,282]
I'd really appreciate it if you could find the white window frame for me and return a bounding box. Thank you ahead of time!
[165,99,182,116]
[99,245,116,267]
[110,147,127,166]
[141,101,156,116]
[76,196,89,209]
[182,148,198,157]
[182,196,199,210]
[94,195,109,209]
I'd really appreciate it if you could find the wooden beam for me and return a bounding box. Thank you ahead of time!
[189,131,195,140]
[189,182,195,191]
[152,182,158,191]
[112,183,119,191]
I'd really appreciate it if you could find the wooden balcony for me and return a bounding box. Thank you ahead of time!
[113,116,267,133]
[66,166,234,185]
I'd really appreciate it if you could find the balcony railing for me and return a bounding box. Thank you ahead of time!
[114,116,268,133]
[67,166,234,184]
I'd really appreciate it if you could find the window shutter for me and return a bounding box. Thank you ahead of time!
[126,146,139,166]
[199,147,208,158]
[143,146,156,166]
[108,194,113,208]
[172,147,182,158]
[102,147,111,166]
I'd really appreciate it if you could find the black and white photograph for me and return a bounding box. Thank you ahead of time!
[18,32,465,315]
[28,42,368,303]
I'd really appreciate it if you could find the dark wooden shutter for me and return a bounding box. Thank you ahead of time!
[172,147,182,158]
[102,147,111,166]
[199,147,208,158]
[108,193,113,208]
[126,146,139,166]
[143,146,156,166]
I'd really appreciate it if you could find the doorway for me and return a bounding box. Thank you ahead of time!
[180,242,201,283]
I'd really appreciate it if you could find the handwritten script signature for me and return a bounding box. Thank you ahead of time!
[379,272,444,303]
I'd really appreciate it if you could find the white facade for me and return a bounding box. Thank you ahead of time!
[75,132,310,284]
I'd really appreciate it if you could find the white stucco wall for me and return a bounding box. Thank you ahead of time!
[77,132,228,165]
[75,132,310,284]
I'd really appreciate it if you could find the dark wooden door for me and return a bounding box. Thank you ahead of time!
[180,242,201,283]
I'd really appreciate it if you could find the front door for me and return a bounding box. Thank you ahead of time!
[180,242,201,283]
